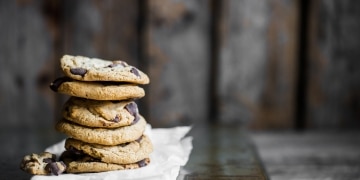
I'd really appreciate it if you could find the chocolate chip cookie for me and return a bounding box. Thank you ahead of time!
[60,150,150,173]
[60,55,149,84]
[55,115,147,145]
[62,97,140,128]
[50,77,145,100]
[65,135,153,164]
[20,152,66,175]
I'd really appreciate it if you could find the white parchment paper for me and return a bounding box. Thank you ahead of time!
[31,125,192,180]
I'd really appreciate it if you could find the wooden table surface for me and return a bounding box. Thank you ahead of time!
[0,124,268,180]
[3,125,359,180]
[179,124,268,180]
[251,131,360,180]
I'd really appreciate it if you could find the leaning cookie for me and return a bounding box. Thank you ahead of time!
[55,115,147,145]
[20,152,66,175]
[62,97,140,128]
[60,55,149,84]
[50,77,145,100]
[65,135,153,164]
[60,150,150,173]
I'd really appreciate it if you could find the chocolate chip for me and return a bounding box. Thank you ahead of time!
[137,159,147,167]
[70,68,87,76]
[135,136,142,143]
[125,102,138,116]
[113,115,120,122]
[130,67,141,77]
[43,158,55,163]
[45,162,64,175]
[49,77,71,92]
[125,102,140,125]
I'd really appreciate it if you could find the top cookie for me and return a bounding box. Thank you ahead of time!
[61,55,149,84]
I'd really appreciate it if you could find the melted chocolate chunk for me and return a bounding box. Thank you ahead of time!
[130,67,141,77]
[70,68,87,76]
[113,115,120,122]
[137,159,147,167]
[43,158,55,163]
[125,102,140,124]
[49,77,71,92]
[135,136,143,143]
[45,162,64,175]
[125,102,138,116]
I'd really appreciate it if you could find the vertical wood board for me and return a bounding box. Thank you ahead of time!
[147,0,210,127]
[0,0,54,128]
[0,0,58,155]
[306,0,360,128]
[218,0,299,129]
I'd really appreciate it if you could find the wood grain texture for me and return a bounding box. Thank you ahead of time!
[0,0,60,157]
[306,0,360,128]
[62,0,139,64]
[0,0,359,134]
[218,0,299,129]
[0,0,54,127]
[147,0,210,127]
[252,131,360,179]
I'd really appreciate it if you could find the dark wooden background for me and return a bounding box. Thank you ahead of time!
[0,0,359,133]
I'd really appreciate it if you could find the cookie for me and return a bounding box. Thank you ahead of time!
[62,97,140,128]
[60,150,150,173]
[20,152,66,175]
[50,77,145,100]
[55,115,147,145]
[65,135,153,164]
[60,55,149,84]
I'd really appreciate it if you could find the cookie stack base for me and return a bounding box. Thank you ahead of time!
[60,150,150,173]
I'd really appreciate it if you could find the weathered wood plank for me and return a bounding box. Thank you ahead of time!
[306,0,360,128]
[62,0,139,64]
[218,0,299,129]
[0,0,54,127]
[0,0,61,157]
[147,0,210,127]
[252,132,360,179]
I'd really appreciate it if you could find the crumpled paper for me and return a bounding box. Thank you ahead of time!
[31,125,192,180]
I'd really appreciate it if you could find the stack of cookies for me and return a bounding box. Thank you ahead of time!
[49,55,153,174]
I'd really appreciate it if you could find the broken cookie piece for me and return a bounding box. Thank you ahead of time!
[20,152,66,175]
